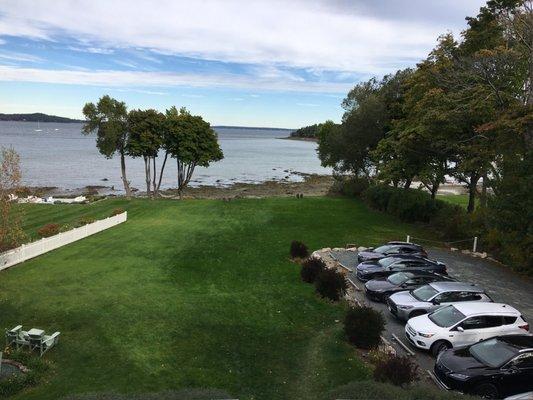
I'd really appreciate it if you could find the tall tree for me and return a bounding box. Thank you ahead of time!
[82,96,132,197]
[0,147,25,252]
[163,107,223,196]
[127,109,165,197]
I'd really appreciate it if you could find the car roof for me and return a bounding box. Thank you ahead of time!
[386,241,422,248]
[453,302,520,316]
[429,281,484,292]
[495,334,533,351]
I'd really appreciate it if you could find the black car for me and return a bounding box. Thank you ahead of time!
[355,255,447,282]
[364,270,453,302]
[434,334,533,399]
[357,241,427,263]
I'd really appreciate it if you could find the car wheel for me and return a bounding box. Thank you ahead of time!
[471,383,499,399]
[408,310,426,319]
[431,340,451,357]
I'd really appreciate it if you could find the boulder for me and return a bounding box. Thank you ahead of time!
[358,246,368,252]
[450,247,458,252]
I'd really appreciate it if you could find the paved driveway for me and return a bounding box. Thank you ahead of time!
[332,247,533,375]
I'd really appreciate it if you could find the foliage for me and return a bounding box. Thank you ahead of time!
[300,257,326,283]
[77,216,96,226]
[290,240,309,259]
[37,223,61,238]
[343,306,385,349]
[0,349,50,397]
[315,268,347,301]
[0,147,26,252]
[111,208,125,216]
[82,96,132,197]
[373,355,420,387]
[290,123,322,138]
[332,176,370,197]
[163,107,224,195]
[127,109,165,197]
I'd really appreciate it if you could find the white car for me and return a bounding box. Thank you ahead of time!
[405,302,529,356]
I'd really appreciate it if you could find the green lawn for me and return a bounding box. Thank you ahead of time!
[436,194,470,208]
[2,197,430,399]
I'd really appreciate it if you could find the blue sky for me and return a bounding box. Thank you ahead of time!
[0,0,485,128]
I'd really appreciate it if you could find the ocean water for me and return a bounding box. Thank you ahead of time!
[0,121,331,191]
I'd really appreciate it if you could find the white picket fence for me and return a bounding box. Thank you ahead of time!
[0,212,127,272]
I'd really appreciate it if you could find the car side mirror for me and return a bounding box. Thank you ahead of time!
[432,299,440,305]
[504,365,519,374]
[456,326,464,332]
[400,283,407,288]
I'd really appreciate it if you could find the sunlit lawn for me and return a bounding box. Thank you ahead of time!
[3,197,430,399]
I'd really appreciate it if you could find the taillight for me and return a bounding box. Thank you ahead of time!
[519,324,529,331]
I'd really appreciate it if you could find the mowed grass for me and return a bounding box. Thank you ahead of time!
[436,194,470,209]
[2,197,429,399]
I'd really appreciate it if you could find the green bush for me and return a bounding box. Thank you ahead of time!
[300,257,326,283]
[111,207,125,217]
[315,268,347,301]
[37,223,60,238]
[0,350,50,397]
[363,184,396,211]
[334,176,370,197]
[77,216,96,226]
[373,355,419,387]
[290,240,309,259]
[344,306,385,349]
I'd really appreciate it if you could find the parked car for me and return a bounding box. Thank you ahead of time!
[356,255,447,282]
[364,271,453,302]
[406,302,529,356]
[434,334,533,399]
[357,241,427,263]
[387,281,492,321]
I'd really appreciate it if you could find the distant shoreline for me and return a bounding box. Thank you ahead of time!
[280,136,318,142]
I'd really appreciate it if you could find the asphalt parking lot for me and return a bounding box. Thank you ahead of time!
[331,247,533,377]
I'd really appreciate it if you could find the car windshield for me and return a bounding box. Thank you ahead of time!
[387,272,410,285]
[428,305,466,328]
[411,285,438,302]
[378,257,400,268]
[469,338,519,368]
[374,245,395,253]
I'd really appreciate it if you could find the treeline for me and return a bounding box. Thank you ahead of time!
[0,113,82,123]
[82,96,223,197]
[290,123,322,138]
[317,1,532,272]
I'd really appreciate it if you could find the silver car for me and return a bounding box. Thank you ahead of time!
[387,281,492,321]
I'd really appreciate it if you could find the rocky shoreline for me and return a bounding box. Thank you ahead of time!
[20,174,335,200]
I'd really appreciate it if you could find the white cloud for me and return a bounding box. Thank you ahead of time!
[0,50,42,62]
[0,65,353,93]
[0,0,484,74]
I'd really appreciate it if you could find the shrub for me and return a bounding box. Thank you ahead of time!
[344,306,385,349]
[37,223,60,238]
[373,355,419,387]
[111,207,125,216]
[333,176,370,197]
[315,268,347,301]
[290,240,309,259]
[363,184,396,211]
[0,350,50,397]
[300,257,326,283]
[77,216,96,226]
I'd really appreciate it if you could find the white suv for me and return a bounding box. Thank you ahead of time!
[405,302,529,356]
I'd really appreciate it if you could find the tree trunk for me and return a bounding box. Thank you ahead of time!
[467,173,479,214]
[479,171,488,208]
[156,152,168,192]
[430,182,439,199]
[403,178,412,190]
[143,156,151,197]
[152,157,157,196]
[120,151,132,198]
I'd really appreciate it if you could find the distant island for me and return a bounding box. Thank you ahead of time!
[287,123,322,141]
[213,125,294,131]
[0,113,83,123]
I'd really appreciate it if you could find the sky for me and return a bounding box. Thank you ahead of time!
[0,0,486,128]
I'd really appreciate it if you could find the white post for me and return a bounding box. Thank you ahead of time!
[406,235,410,243]
[472,236,478,253]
